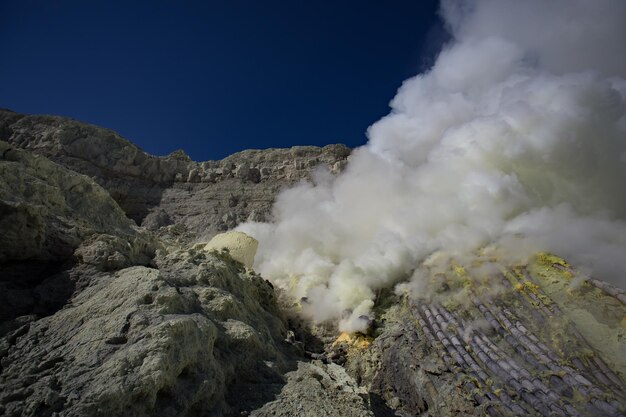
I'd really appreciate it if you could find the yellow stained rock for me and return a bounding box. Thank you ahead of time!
[536,252,571,269]
[515,281,540,294]
[333,331,372,351]
[453,265,468,278]
[201,231,259,268]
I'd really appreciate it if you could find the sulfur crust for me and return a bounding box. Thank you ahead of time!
[333,331,373,352]
[530,254,626,379]
[202,231,259,269]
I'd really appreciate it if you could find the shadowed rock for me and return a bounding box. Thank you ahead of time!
[0,249,296,417]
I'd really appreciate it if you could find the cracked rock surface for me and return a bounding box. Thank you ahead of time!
[1,249,294,417]
[251,361,375,417]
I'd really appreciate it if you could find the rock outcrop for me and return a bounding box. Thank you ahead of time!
[0,248,294,417]
[0,140,137,263]
[0,110,352,417]
[251,361,376,417]
[0,109,350,236]
[0,139,159,324]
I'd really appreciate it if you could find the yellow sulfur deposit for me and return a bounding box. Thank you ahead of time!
[528,254,626,379]
[535,252,572,272]
[453,265,468,278]
[201,231,259,268]
[514,281,540,295]
[333,331,372,351]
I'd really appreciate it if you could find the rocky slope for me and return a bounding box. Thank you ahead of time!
[0,140,158,325]
[1,250,294,417]
[0,109,350,235]
[1,110,624,417]
[343,258,626,417]
[0,111,360,417]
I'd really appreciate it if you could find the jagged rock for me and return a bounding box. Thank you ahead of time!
[74,233,160,272]
[250,361,375,417]
[0,109,350,236]
[0,249,295,417]
[0,140,136,263]
[186,168,200,183]
[234,164,250,180]
[167,149,192,163]
[3,109,624,417]
[142,208,173,231]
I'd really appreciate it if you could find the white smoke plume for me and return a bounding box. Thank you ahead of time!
[238,0,626,332]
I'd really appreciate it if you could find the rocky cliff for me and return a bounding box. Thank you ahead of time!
[1,110,624,417]
[0,110,362,417]
[0,109,350,235]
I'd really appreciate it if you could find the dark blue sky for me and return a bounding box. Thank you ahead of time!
[0,1,443,160]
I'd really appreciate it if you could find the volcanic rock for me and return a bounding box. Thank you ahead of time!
[0,140,137,263]
[0,249,292,417]
[1,110,624,417]
[0,109,350,237]
[250,361,375,417]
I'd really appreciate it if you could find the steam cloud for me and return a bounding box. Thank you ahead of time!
[238,0,626,332]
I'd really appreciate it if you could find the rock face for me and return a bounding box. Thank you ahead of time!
[0,140,137,263]
[0,110,353,417]
[0,109,350,236]
[1,110,625,417]
[0,139,159,324]
[251,361,376,417]
[0,249,293,417]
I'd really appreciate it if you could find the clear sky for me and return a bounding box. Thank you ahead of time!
[0,1,443,161]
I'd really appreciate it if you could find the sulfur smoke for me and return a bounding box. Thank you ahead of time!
[238,0,626,332]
